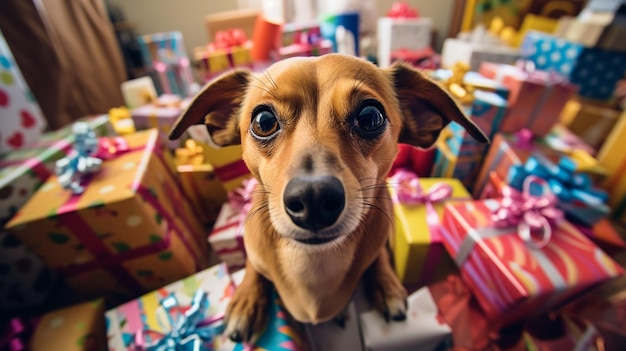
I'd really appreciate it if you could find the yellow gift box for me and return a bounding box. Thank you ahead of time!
[389,175,470,286]
[599,111,626,216]
[6,129,213,300]
[28,300,106,351]
[202,143,252,192]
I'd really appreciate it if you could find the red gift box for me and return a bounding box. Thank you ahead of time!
[441,194,623,328]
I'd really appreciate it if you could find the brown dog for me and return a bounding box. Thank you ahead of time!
[169,54,487,343]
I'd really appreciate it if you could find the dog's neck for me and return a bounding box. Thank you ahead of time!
[243,184,393,323]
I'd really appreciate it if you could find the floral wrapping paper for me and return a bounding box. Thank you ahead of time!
[388,176,470,286]
[0,115,111,311]
[440,199,623,328]
[6,129,213,301]
[359,287,452,351]
[0,30,47,156]
[105,264,306,351]
[2,299,107,351]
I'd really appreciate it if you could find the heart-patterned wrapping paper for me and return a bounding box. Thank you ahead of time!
[0,30,47,155]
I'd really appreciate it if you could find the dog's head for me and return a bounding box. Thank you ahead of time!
[170,54,487,248]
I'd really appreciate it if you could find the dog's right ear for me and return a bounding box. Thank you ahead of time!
[169,69,251,146]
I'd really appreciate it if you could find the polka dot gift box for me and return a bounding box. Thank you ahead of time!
[5,129,215,301]
[522,31,626,100]
[0,30,47,156]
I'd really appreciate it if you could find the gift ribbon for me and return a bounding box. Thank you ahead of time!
[389,170,457,284]
[132,290,224,351]
[0,317,40,351]
[175,140,205,167]
[0,138,71,182]
[455,176,564,267]
[386,2,419,18]
[507,152,609,226]
[214,29,247,50]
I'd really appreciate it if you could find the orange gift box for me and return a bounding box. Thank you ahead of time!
[441,199,623,329]
[6,129,214,300]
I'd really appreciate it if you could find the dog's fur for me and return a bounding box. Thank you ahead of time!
[169,54,487,343]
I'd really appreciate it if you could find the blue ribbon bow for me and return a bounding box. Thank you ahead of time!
[507,153,610,227]
[134,290,224,351]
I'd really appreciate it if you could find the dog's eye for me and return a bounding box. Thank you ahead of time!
[354,104,386,138]
[251,110,280,139]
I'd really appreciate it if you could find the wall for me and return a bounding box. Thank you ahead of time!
[108,0,456,59]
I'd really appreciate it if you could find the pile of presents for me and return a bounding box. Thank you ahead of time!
[3,2,626,351]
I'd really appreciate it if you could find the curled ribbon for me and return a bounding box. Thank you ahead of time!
[133,290,224,351]
[492,176,563,248]
[390,170,452,205]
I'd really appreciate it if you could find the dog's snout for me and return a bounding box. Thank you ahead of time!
[283,176,345,232]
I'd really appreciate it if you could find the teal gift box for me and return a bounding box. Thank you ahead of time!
[105,263,306,351]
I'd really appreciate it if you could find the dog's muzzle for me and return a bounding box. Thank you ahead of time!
[283,175,345,243]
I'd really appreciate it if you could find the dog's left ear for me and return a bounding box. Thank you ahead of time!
[386,63,488,148]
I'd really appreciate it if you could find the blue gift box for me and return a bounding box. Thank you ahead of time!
[522,31,626,100]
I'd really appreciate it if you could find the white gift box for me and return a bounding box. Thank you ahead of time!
[208,202,247,270]
[359,287,452,351]
[441,38,521,71]
[377,17,433,68]
[0,31,47,155]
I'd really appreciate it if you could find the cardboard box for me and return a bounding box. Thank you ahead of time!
[6,130,213,300]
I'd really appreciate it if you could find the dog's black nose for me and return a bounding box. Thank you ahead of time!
[283,176,345,232]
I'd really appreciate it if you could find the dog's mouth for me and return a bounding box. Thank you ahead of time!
[292,236,340,245]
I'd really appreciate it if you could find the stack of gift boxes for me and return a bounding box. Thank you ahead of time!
[3,2,626,350]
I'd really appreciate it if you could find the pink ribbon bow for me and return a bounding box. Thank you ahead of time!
[492,175,564,248]
[214,29,248,49]
[96,136,131,160]
[390,170,452,205]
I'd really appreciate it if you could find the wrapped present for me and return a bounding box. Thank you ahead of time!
[305,301,364,351]
[387,171,469,286]
[175,140,228,226]
[560,98,621,151]
[278,40,333,61]
[556,15,626,52]
[521,31,626,100]
[430,127,483,190]
[389,144,435,178]
[208,179,258,271]
[2,300,107,351]
[131,94,191,150]
[542,124,596,157]
[441,37,521,72]
[106,263,305,351]
[359,287,452,351]
[0,30,47,156]
[441,177,623,328]
[6,128,213,300]
[194,30,254,83]
[479,62,578,137]
[137,31,196,97]
[377,16,433,68]
[598,111,626,222]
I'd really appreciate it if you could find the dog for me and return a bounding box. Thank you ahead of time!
[169,54,487,343]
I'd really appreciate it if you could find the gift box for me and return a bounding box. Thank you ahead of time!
[2,299,107,351]
[208,179,257,271]
[175,139,229,226]
[389,144,435,178]
[6,129,213,300]
[278,40,334,61]
[430,128,483,190]
[131,94,191,150]
[388,171,469,286]
[479,62,579,137]
[441,189,623,328]
[560,98,621,151]
[377,17,433,68]
[193,39,253,83]
[441,38,521,71]
[542,124,596,157]
[598,111,626,222]
[521,31,626,100]
[0,30,47,156]
[305,301,364,351]
[359,287,452,351]
[106,263,306,351]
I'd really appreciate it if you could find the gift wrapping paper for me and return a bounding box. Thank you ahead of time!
[106,264,305,351]
[6,129,213,300]
[560,99,620,151]
[359,287,452,351]
[0,115,110,311]
[388,175,469,286]
[542,124,596,157]
[177,164,227,226]
[599,111,626,222]
[305,301,363,351]
[441,199,623,327]
[389,144,435,178]
[441,38,522,71]
[194,42,253,83]
[460,90,508,141]
[208,202,247,271]
[201,144,252,193]
[3,300,107,351]
[521,31,626,100]
[377,17,433,68]
[431,125,485,190]
[278,40,334,61]
[131,95,191,150]
[0,30,47,156]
